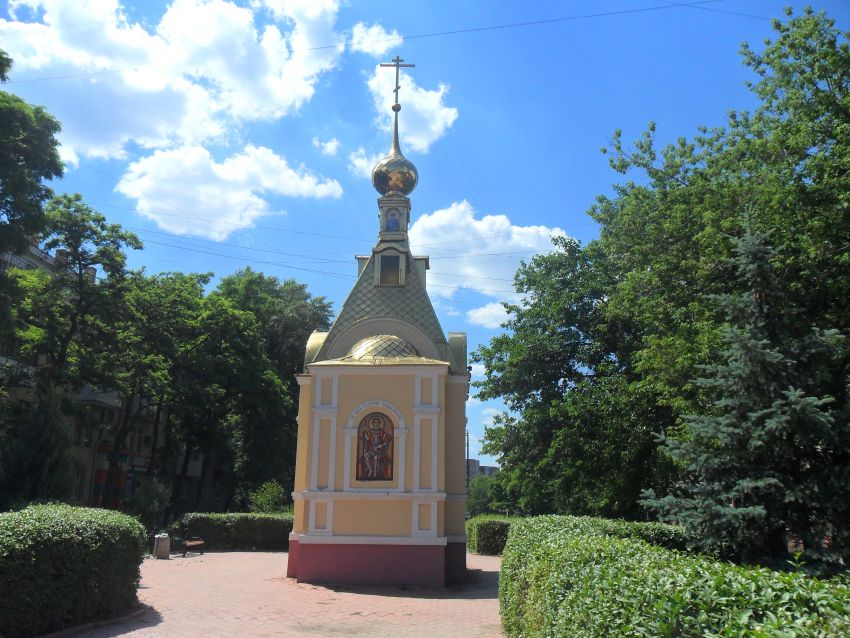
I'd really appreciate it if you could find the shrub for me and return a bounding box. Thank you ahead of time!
[466,516,515,555]
[125,478,171,533]
[0,504,146,638]
[182,512,293,550]
[248,480,289,513]
[500,516,850,637]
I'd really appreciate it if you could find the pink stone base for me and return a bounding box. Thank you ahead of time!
[445,542,467,583]
[286,539,299,578]
[288,541,447,587]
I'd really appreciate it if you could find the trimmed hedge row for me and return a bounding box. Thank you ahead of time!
[0,504,146,638]
[182,512,293,550]
[466,516,515,555]
[466,514,689,556]
[501,516,850,637]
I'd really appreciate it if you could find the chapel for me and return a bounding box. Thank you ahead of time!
[286,58,468,587]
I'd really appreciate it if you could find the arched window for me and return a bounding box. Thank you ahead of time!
[356,412,394,481]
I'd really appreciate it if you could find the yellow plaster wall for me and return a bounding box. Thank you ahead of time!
[445,379,468,494]
[419,418,432,489]
[314,501,328,530]
[294,500,308,533]
[420,377,433,404]
[445,500,465,536]
[317,418,330,489]
[293,378,313,492]
[333,499,411,536]
[338,373,416,491]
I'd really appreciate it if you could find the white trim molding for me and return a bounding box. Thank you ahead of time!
[290,532,447,546]
[293,490,446,502]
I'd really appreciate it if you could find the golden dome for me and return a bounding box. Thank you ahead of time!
[346,335,419,360]
[372,104,418,196]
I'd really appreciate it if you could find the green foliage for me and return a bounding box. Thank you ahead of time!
[125,478,171,533]
[248,480,290,513]
[181,512,293,550]
[474,9,850,542]
[0,51,63,256]
[643,221,850,567]
[500,516,850,638]
[0,383,74,510]
[0,504,146,638]
[466,474,498,517]
[466,516,515,555]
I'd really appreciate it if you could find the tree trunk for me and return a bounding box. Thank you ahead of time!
[102,394,140,509]
[165,446,192,526]
[192,448,211,512]
[146,396,165,478]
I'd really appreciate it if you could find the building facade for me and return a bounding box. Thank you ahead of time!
[287,72,468,587]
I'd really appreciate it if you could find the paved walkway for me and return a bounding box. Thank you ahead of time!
[79,552,503,638]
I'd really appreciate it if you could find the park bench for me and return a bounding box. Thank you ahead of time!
[175,528,205,557]
[183,537,205,557]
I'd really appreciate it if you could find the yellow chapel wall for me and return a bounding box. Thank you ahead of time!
[293,365,467,540]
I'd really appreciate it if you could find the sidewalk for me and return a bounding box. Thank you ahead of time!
[78,551,503,637]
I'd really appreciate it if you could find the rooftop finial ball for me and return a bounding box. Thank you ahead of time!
[392,103,401,112]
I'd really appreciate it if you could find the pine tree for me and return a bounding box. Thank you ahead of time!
[643,218,850,567]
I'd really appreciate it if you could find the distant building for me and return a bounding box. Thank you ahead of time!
[466,458,498,481]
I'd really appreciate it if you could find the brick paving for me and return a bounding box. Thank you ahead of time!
[79,551,503,638]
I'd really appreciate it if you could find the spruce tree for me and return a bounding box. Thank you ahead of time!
[643,218,850,567]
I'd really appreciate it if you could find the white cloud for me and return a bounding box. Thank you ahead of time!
[409,200,564,299]
[116,144,342,240]
[348,147,383,178]
[467,303,509,329]
[367,65,458,153]
[469,363,486,379]
[1,0,343,161]
[350,22,401,57]
[312,136,340,156]
[409,200,564,329]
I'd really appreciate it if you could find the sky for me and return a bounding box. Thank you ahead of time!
[3,0,849,465]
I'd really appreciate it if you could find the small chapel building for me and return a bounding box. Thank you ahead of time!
[286,60,468,587]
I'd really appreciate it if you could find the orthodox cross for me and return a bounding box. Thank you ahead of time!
[380,56,415,105]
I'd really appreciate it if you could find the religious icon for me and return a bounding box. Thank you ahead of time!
[356,412,394,481]
[385,210,400,231]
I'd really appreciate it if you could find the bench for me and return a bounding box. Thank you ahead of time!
[181,534,205,557]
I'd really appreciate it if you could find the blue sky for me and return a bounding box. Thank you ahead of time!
[3,0,849,464]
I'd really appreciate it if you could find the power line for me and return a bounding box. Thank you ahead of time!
[92,200,594,250]
[6,1,734,85]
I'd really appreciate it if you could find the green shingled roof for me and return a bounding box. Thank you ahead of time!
[316,252,447,362]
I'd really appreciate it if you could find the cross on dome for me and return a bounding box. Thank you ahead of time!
[379,56,415,106]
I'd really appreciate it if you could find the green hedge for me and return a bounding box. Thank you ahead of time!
[0,504,146,638]
[182,512,293,550]
[501,516,850,637]
[466,516,515,555]
[466,514,688,556]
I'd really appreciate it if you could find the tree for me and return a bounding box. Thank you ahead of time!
[213,268,332,494]
[643,222,850,567]
[0,383,74,509]
[476,9,850,526]
[0,51,63,255]
[467,474,497,517]
[475,238,672,518]
[214,267,332,378]
[10,194,141,387]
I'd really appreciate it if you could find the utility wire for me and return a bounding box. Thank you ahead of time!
[6,1,734,85]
